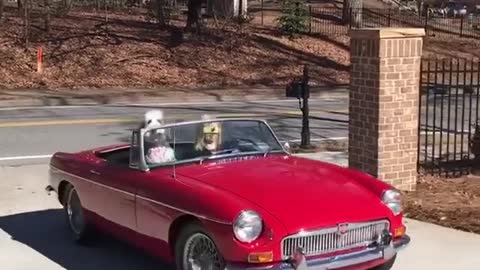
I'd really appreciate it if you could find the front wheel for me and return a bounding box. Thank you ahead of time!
[369,254,396,270]
[174,222,226,270]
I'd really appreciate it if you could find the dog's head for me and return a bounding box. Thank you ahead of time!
[142,110,171,147]
[143,110,165,130]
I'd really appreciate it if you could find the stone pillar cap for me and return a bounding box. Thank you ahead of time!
[349,28,426,39]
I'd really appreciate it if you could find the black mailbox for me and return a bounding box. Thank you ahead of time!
[286,78,303,99]
[286,78,309,99]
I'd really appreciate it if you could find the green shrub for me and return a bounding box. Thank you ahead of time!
[276,0,309,37]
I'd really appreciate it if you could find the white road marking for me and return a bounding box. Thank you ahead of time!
[0,155,52,161]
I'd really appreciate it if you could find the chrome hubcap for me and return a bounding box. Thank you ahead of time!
[67,188,84,235]
[183,233,223,270]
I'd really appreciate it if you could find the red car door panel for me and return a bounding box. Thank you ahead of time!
[134,169,177,260]
[135,169,174,241]
[136,168,178,242]
[87,160,137,232]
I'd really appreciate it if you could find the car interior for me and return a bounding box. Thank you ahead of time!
[96,146,131,166]
[96,142,201,167]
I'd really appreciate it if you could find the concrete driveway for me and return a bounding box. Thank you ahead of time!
[0,164,479,270]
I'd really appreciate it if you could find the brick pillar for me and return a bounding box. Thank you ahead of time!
[348,28,425,191]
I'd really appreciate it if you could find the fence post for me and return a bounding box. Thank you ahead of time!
[309,5,312,34]
[460,16,464,37]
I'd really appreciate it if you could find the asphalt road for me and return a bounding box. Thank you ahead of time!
[0,98,349,162]
[1,95,476,163]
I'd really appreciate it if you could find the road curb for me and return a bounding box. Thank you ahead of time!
[0,88,349,108]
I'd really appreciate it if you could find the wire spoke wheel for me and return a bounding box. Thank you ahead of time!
[66,187,85,235]
[183,233,223,270]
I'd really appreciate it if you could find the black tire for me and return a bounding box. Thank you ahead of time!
[369,254,396,270]
[63,184,93,245]
[174,222,226,270]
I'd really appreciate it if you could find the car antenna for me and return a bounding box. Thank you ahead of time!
[173,119,177,180]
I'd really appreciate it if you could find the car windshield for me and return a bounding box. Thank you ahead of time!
[142,119,285,168]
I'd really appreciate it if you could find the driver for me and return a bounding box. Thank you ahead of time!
[194,121,222,154]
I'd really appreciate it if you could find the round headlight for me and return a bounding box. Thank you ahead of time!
[382,189,402,216]
[233,210,263,243]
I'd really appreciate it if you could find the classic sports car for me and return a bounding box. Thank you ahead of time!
[46,117,410,270]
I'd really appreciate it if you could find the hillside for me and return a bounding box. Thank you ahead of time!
[0,8,351,90]
[0,3,479,92]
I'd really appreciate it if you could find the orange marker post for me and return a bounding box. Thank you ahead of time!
[37,46,43,73]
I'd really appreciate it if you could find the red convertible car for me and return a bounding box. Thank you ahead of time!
[46,118,410,270]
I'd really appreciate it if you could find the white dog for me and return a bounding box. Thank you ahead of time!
[142,110,175,164]
[143,109,165,130]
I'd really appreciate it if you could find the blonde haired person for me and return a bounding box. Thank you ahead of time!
[194,121,222,153]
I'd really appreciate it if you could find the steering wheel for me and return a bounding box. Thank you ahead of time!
[235,138,261,151]
[211,148,240,155]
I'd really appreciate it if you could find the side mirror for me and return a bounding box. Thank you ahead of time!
[129,129,149,171]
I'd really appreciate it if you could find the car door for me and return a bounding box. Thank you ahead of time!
[134,167,176,252]
[133,124,181,259]
[87,156,137,233]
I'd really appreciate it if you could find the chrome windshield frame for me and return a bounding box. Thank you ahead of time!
[136,118,290,171]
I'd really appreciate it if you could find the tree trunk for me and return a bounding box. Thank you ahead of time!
[18,0,23,15]
[155,0,166,26]
[418,0,425,17]
[0,0,4,20]
[185,0,202,33]
[206,0,213,16]
[24,0,30,49]
[342,0,362,27]
[342,0,350,25]
[44,0,51,33]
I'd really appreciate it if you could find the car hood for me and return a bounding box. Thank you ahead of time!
[175,154,392,234]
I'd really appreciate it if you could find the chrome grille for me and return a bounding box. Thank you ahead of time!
[281,220,390,259]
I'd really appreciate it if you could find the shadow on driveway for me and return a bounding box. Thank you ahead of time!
[0,209,171,270]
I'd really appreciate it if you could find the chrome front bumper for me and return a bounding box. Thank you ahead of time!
[225,235,410,270]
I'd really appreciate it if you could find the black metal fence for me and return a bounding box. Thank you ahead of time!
[418,57,480,176]
[307,7,480,39]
